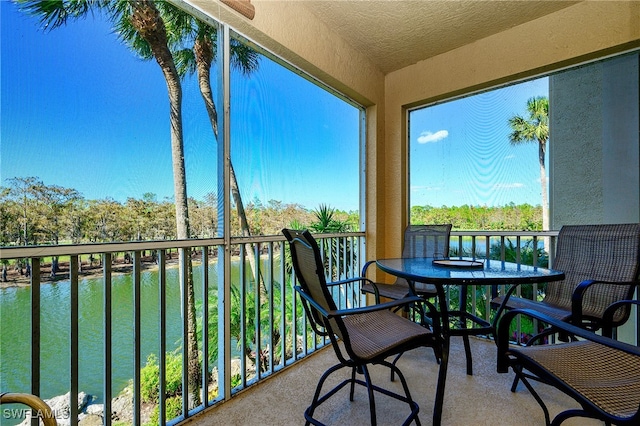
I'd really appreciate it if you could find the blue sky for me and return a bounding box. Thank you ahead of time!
[1,1,546,213]
[409,78,548,208]
[1,2,361,211]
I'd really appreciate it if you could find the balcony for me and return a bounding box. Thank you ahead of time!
[194,336,597,425]
[0,230,611,426]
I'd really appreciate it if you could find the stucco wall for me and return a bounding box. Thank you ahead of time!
[549,53,640,227]
[186,1,639,264]
[383,1,640,259]
[548,52,640,344]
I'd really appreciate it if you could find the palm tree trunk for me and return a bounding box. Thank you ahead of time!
[130,0,201,408]
[194,36,265,294]
[538,141,549,231]
[538,140,550,252]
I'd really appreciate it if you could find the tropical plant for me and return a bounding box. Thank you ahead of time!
[140,352,183,403]
[508,96,549,234]
[310,204,355,280]
[489,237,549,268]
[196,275,301,380]
[310,203,349,233]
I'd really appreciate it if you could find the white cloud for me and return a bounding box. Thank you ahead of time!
[411,185,442,192]
[417,130,448,144]
[494,183,525,189]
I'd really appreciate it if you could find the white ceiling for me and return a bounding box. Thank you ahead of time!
[298,0,579,74]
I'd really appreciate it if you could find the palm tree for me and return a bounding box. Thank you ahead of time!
[508,96,549,234]
[17,0,202,408]
[169,13,263,288]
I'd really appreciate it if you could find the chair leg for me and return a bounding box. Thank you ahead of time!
[361,365,378,425]
[390,351,404,381]
[388,361,422,426]
[462,334,473,375]
[305,360,422,425]
[432,337,449,426]
[551,409,603,426]
[305,363,347,425]
[511,372,520,392]
[513,364,552,426]
[350,366,357,401]
[382,361,421,426]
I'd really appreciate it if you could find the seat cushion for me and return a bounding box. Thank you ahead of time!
[362,281,438,300]
[362,281,412,300]
[511,341,640,419]
[343,309,432,361]
[492,295,571,322]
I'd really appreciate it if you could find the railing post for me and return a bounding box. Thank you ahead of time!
[239,243,247,389]
[133,251,142,426]
[179,248,189,418]
[70,255,79,426]
[103,253,112,426]
[158,249,166,426]
[201,246,209,406]
[30,258,40,426]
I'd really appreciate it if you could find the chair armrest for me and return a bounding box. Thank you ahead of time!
[326,276,384,302]
[602,299,640,338]
[0,393,57,426]
[361,260,376,277]
[496,308,640,374]
[571,279,639,324]
[326,276,374,288]
[295,286,331,317]
[295,285,423,319]
[491,282,530,326]
[327,296,425,318]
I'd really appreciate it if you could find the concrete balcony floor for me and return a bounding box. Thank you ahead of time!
[188,337,602,425]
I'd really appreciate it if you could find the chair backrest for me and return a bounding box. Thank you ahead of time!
[402,224,452,259]
[395,224,452,287]
[282,228,344,339]
[545,223,640,324]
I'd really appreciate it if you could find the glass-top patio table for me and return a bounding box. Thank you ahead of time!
[375,257,565,375]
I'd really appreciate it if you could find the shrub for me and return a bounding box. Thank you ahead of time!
[140,351,183,403]
[146,396,182,426]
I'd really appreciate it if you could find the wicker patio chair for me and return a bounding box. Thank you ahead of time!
[361,224,452,303]
[492,223,640,338]
[360,224,451,370]
[0,392,58,426]
[497,307,640,426]
[282,228,448,426]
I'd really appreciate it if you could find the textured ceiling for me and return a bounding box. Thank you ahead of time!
[298,0,579,74]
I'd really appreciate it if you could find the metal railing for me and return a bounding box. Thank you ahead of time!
[0,233,365,425]
[0,230,560,425]
[448,230,560,330]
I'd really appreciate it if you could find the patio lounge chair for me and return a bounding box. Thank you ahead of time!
[497,305,640,426]
[282,228,448,426]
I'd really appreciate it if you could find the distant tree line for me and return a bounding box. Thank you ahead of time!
[0,177,359,246]
[1,177,543,247]
[411,202,542,231]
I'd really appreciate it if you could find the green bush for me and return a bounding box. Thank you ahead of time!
[146,396,182,426]
[140,351,183,403]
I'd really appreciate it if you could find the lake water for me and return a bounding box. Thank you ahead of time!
[0,238,543,410]
[0,264,216,404]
